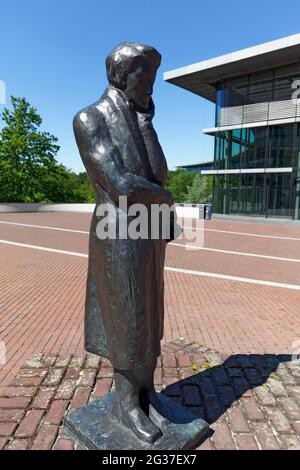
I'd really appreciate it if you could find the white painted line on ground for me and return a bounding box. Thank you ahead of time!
[183,226,300,242]
[0,220,89,234]
[164,267,300,291]
[0,239,87,258]
[1,239,300,291]
[1,220,300,242]
[0,219,299,263]
[169,243,300,263]
[0,220,300,263]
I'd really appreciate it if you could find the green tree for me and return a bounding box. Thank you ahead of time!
[184,174,213,204]
[42,169,95,203]
[165,170,196,203]
[0,96,61,202]
[76,172,96,202]
[0,96,96,203]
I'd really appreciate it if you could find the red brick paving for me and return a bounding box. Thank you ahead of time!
[0,341,299,450]
[0,212,300,391]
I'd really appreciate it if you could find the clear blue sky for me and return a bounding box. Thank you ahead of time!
[1,0,300,172]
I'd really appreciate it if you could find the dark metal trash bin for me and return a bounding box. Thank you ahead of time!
[205,204,213,220]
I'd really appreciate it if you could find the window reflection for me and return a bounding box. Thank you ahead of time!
[213,173,292,218]
[215,63,300,126]
[246,128,267,168]
[215,124,295,170]
[268,173,292,217]
[270,125,294,167]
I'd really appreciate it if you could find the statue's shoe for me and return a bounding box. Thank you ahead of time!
[147,390,175,425]
[111,406,162,444]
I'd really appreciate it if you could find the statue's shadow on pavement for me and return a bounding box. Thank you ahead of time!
[161,354,293,445]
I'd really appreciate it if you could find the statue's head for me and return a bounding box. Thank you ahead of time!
[106,42,161,112]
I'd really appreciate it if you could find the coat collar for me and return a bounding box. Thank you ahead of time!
[101,86,155,180]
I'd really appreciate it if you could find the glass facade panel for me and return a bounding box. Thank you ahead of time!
[253,174,265,215]
[214,132,227,170]
[269,125,294,167]
[213,175,225,213]
[237,174,265,215]
[274,77,295,101]
[267,173,292,217]
[248,70,273,104]
[212,124,299,218]
[274,63,300,101]
[214,123,295,171]
[216,77,248,126]
[230,129,242,169]
[216,82,226,127]
[240,175,253,214]
[215,62,300,127]
[227,175,240,213]
[226,77,248,107]
[245,128,267,168]
[213,173,292,218]
[240,129,248,168]
[212,65,300,219]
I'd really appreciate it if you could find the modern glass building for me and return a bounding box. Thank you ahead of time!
[164,34,300,219]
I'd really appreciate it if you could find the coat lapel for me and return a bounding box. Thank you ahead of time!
[101,86,155,180]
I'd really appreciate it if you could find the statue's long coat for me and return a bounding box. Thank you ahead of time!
[73,86,171,370]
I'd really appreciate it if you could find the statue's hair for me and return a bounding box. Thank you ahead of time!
[105,42,161,89]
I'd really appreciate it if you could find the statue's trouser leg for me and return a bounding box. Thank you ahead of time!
[130,359,157,390]
[111,361,162,444]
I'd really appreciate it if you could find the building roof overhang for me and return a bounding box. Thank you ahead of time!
[164,33,300,103]
[175,161,214,168]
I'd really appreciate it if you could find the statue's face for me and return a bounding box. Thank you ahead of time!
[124,58,157,112]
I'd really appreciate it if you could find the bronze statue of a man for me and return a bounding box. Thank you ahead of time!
[73,43,174,444]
